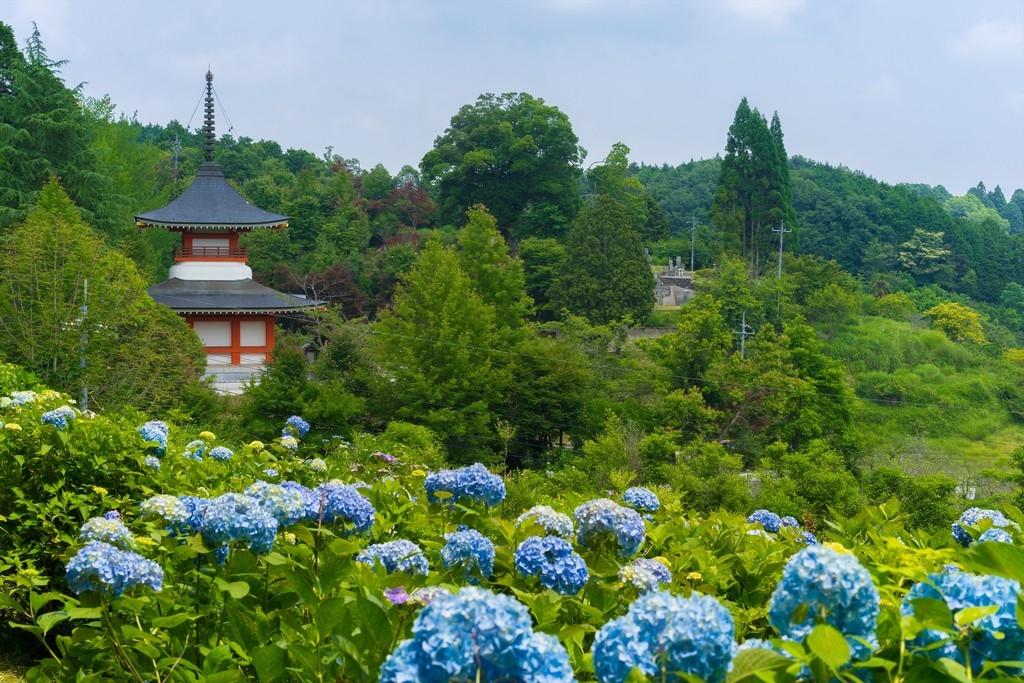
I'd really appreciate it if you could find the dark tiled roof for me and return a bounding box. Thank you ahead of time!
[135,163,288,229]
[148,278,317,313]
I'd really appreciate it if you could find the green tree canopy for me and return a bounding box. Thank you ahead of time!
[0,180,205,410]
[420,92,583,240]
[552,195,654,325]
[456,205,532,332]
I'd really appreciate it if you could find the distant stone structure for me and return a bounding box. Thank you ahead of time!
[654,256,694,307]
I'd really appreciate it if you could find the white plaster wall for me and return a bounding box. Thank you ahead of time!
[169,261,252,281]
[193,321,231,347]
[239,320,267,346]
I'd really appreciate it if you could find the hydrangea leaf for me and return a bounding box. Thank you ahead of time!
[726,647,792,682]
[807,623,852,670]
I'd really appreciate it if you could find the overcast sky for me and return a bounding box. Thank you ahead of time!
[7,0,1024,193]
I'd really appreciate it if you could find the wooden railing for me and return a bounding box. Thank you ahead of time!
[174,245,248,259]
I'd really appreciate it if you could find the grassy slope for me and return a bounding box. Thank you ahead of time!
[826,316,1024,492]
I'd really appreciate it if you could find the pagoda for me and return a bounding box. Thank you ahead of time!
[136,71,315,393]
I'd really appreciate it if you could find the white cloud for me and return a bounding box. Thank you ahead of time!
[718,0,806,27]
[953,20,1024,62]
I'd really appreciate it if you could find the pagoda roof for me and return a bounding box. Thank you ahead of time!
[135,163,288,230]
[148,278,317,314]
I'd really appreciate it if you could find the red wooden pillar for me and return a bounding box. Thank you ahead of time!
[265,315,276,358]
[230,317,241,365]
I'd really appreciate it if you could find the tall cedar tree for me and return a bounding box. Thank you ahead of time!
[420,92,583,240]
[711,98,795,272]
[553,194,654,325]
[0,180,205,410]
[456,205,533,333]
[0,23,104,229]
[371,236,508,461]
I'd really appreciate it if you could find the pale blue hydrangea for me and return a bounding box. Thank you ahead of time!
[952,508,1012,547]
[747,509,783,533]
[781,515,800,528]
[143,455,160,470]
[208,446,234,462]
[441,526,495,580]
[623,487,660,513]
[280,435,299,451]
[283,415,310,437]
[244,481,307,526]
[263,468,278,478]
[768,545,879,661]
[311,481,375,532]
[901,569,1024,672]
[7,390,37,406]
[800,531,819,544]
[619,558,672,592]
[137,420,168,455]
[979,528,1013,544]
[78,516,134,549]
[66,541,163,596]
[574,498,646,557]
[41,406,75,430]
[198,493,278,554]
[378,587,574,683]
[516,505,575,538]
[424,463,506,507]
[140,495,189,530]
[306,457,327,473]
[514,535,589,595]
[357,540,429,575]
[411,586,451,606]
[183,439,206,461]
[592,590,736,683]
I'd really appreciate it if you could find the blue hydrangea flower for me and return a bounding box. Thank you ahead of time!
[952,508,1012,546]
[140,495,189,531]
[901,569,1024,671]
[592,590,736,683]
[357,540,429,575]
[310,481,375,532]
[208,446,234,462]
[441,526,495,580]
[143,455,160,470]
[137,420,168,455]
[378,587,573,683]
[781,515,800,528]
[178,495,209,533]
[516,505,575,538]
[283,415,310,437]
[768,545,879,661]
[747,509,783,533]
[514,535,589,595]
[198,493,278,554]
[800,531,819,544]
[619,558,672,592]
[244,481,307,526]
[183,439,206,461]
[623,487,660,513]
[263,468,278,478]
[979,528,1013,544]
[574,499,646,557]
[41,406,75,430]
[7,390,37,406]
[424,463,506,507]
[66,541,163,596]
[78,516,134,549]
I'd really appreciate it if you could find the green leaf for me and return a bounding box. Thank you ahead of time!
[726,647,792,682]
[215,578,251,600]
[65,607,102,620]
[36,610,68,634]
[315,597,348,638]
[954,604,999,627]
[806,624,851,670]
[933,657,972,683]
[29,590,66,614]
[251,644,287,682]
[150,612,196,628]
[910,597,954,630]
[962,542,1024,583]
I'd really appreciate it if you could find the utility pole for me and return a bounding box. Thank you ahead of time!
[79,278,89,412]
[688,216,698,272]
[734,311,754,359]
[772,220,791,279]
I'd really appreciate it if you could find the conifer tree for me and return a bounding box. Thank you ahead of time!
[552,195,654,325]
[371,235,508,460]
[457,205,532,333]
